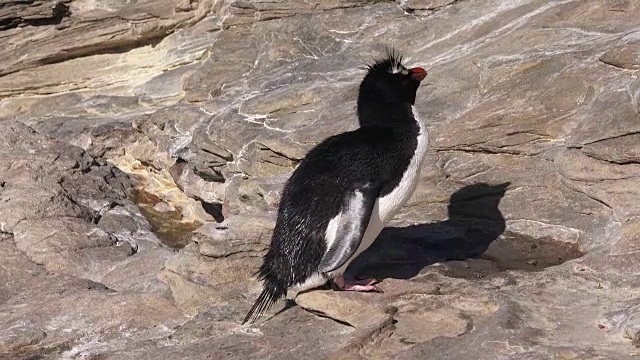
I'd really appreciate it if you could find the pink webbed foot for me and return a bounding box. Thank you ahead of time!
[333,275,382,293]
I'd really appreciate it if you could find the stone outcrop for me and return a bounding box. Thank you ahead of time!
[1,0,640,359]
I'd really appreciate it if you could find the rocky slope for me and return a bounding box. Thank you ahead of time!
[1,0,640,359]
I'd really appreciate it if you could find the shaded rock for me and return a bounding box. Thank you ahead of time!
[481,219,583,271]
[397,0,458,13]
[0,0,70,30]
[2,0,640,358]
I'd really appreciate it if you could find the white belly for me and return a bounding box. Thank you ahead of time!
[331,106,429,275]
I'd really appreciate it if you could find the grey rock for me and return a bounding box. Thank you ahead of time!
[194,215,273,258]
[0,0,218,79]
[2,0,640,359]
[13,217,135,281]
[0,0,71,30]
[397,0,458,13]
[101,247,174,297]
[0,323,47,355]
[600,44,640,70]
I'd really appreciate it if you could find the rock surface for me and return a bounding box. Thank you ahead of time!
[1,0,640,359]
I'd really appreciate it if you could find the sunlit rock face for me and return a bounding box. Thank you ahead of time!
[1,0,640,359]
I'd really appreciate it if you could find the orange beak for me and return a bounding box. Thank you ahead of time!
[409,67,427,82]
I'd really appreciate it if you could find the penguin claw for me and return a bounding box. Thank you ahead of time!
[352,277,379,286]
[343,283,383,293]
[333,276,383,293]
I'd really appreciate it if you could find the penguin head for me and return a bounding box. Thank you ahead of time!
[358,49,427,107]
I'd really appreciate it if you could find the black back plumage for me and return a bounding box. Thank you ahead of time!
[243,49,425,324]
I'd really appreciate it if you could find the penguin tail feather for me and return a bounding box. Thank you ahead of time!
[242,286,279,325]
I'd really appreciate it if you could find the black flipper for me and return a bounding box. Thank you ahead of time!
[318,182,379,274]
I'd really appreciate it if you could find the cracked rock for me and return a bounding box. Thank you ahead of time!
[2,0,640,359]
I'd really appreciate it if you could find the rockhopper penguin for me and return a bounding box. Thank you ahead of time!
[243,50,429,324]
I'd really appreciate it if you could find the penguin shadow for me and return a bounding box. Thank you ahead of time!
[347,182,511,281]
